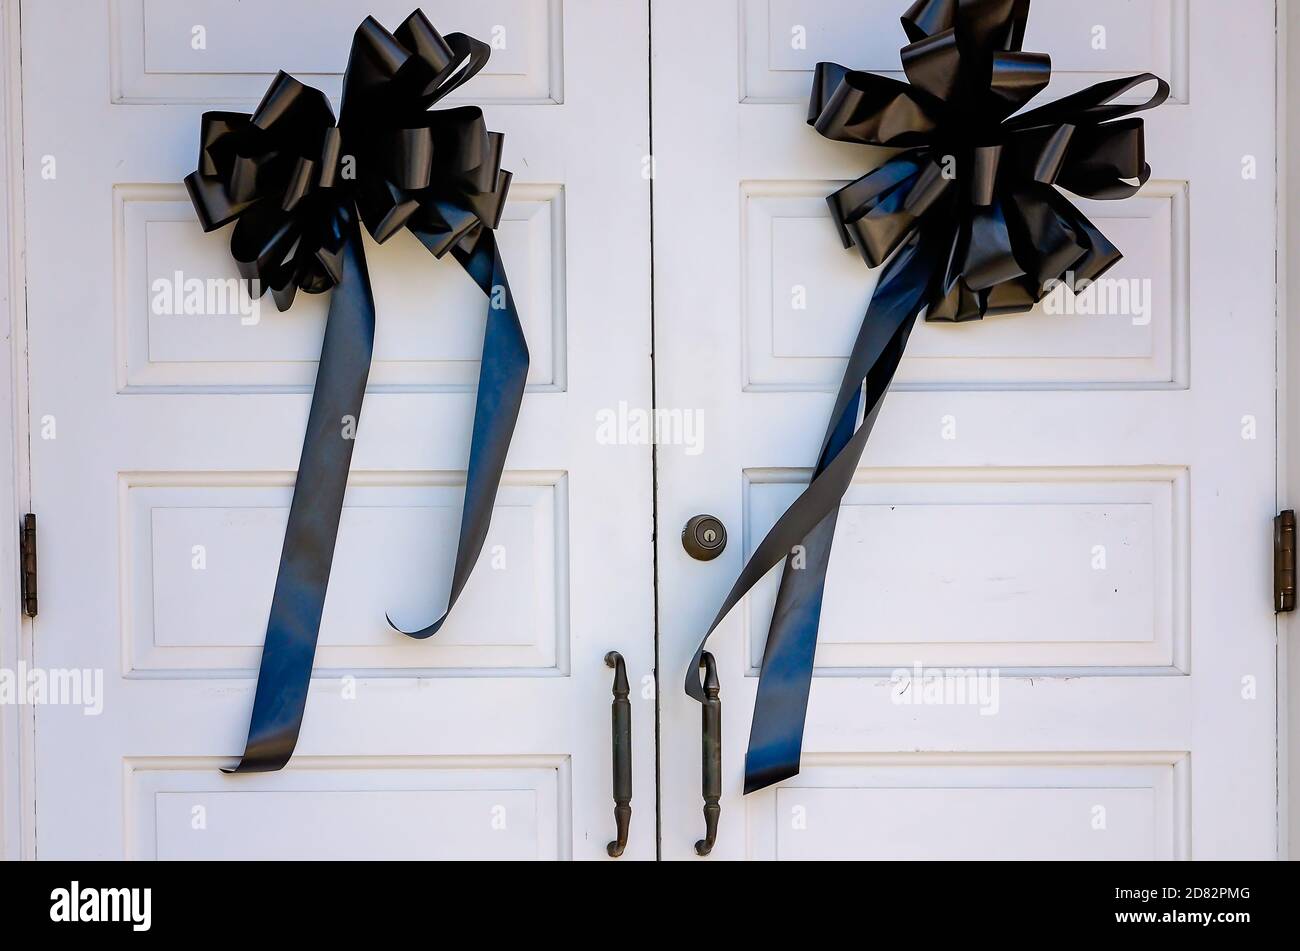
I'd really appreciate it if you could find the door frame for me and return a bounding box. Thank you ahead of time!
[1281,0,1299,865]
[0,0,1294,862]
[0,0,33,863]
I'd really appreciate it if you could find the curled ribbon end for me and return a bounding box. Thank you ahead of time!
[386,612,438,640]
[743,755,800,796]
[221,754,290,774]
[684,649,709,702]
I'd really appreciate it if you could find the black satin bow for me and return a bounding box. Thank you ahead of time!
[687,0,1168,795]
[185,11,527,772]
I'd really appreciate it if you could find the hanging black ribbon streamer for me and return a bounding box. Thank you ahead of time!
[686,0,1169,795]
[184,11,527,772]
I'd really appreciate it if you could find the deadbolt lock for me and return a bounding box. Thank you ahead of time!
[683,514,727,561]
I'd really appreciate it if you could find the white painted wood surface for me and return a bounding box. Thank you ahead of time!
[653,0,1278,859]
[23,0,654,859]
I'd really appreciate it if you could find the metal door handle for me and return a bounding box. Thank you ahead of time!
[695,651,721,856]
[605,651,632,857]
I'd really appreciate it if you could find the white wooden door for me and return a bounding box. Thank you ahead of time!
[653,0,1278,859]
[24,0,654,859]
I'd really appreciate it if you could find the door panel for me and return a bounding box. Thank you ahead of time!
[743,469,1185,669]
[739,0,1188,105]
[653,0,1276,859]
[118,181,565,391]
[747,756,1183,861]
[111,0,562,104]
[743,183,1186,388]
[26,0,654,859]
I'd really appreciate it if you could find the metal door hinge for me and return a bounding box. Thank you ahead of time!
[1275,510,1295,613]
[19,514,36,618]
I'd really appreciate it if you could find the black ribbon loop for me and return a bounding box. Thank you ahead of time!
[687,0,1167,795]
[184,11,527,773]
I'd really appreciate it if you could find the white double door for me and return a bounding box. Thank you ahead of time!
[24,0,1279,860]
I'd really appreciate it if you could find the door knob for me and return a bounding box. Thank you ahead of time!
[682,514,727,561]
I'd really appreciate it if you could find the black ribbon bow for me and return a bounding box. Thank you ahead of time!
[686,0,1169,795]
[185,11,527,772]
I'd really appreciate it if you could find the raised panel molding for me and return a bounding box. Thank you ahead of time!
[120,471,570,676]
[741,0,1189,105]
[743,180,1189,390]
[110,0,564,105]
[115,183,566,393]
[745,752,1188,860]
[124,756,569,859]
[744,467,1189,672]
